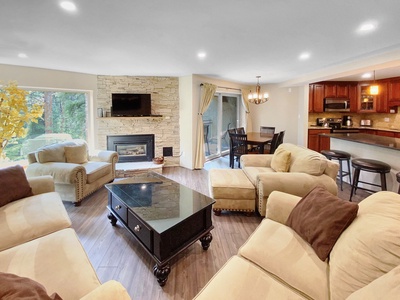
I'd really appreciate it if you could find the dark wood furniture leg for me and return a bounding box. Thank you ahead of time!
[107,213,118,226]
[200,232,213,250]
[153,264,171,287]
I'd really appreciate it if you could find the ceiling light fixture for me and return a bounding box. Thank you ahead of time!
[60,1,77,12]
[299,52,310,60]
[197,52,206,59]
[18,53,28,58]
[369,70,379,95]
[248,76,269,105]
[361,73,372,79]
[357,21,377,34]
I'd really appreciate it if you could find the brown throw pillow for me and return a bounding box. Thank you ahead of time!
[64,144,88,164]
[286,186,359,261]
[0,165,33,207]
[0,272,62,300]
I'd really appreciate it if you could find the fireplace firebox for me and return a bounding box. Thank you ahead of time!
[107,134,155,162]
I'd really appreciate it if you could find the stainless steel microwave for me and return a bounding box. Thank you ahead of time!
[323,98,350,112]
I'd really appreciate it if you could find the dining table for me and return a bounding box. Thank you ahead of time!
[246,132,273,154]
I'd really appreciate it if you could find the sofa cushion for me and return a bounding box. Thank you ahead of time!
[242,166,274,186]
[65,144,88,164]
[35,142,75,163]
[0,191,71,251]
[84,162,112,184]
[0,165,33,207]
[329,191,400,300]
[279,143,328,176]
[286,186,358,261]
[271,147,291,172]
[193,255,308,300]
[209,169,255,200]
[239,218,329,300]
[0,272,62,300]
[0,228,101,299]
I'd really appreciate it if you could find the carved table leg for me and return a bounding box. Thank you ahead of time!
[200,232,213,250]
[153,264,171,287]
[107,213,118,226]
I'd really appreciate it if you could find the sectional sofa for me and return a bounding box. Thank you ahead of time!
[0,170,130,299]
[195,189,400,299]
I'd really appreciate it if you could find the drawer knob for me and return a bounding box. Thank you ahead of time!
[115,205,122,210]
[134,225,141,232]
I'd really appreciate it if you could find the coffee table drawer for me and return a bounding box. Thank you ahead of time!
[128,210,152,251]
[111,196,127,223]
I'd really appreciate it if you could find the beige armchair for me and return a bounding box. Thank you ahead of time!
[26,140,118,206]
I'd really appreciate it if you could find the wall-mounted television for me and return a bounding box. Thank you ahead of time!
[111,93,151,117]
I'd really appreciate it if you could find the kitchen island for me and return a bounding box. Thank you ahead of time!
[321,133,400,193]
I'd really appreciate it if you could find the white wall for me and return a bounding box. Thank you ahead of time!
[250,83,305,145]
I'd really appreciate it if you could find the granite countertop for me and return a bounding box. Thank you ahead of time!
[308,125,400,132]
[321,133,400,151]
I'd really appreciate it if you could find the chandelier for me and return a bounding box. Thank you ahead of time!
[248,76,269,104]
[369,70,379,95]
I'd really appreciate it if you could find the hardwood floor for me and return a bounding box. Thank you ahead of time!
[65,156,369,300]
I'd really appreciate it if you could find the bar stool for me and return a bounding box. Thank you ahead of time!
[397,172,400,194]
[321,149,351,191]
[350,158,391,201]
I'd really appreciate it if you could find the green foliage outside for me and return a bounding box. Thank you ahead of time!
[4,91,87,161]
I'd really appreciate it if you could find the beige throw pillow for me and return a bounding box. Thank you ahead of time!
[64,144,88,164]
[271,147,291,172]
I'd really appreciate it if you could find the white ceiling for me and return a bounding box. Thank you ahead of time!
[1,0,400,85]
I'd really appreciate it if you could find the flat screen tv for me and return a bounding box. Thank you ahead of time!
[111,93,151,117]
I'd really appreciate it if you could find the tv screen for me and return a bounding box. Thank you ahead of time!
[111,93,151,117]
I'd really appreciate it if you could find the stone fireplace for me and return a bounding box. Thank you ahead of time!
[107,134,155,163]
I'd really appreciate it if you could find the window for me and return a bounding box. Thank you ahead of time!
[3,90,88,164]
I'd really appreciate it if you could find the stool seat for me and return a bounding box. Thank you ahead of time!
[321,149,351,159]
[321,149,352,191]
[396,172,400,194]
[352,158,391,172]
[350,158,391,201]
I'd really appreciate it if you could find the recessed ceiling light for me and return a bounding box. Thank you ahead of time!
[362,72,372,78]
[18,53,28,58]
[60,1,77,12]
[197,52,206,59]
[357,21,377,34]
[299,52,310,60]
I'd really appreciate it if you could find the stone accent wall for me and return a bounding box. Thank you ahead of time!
[96,76,180,166]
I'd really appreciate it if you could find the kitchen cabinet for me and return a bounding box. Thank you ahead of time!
[309,84,324,113]
[388,78,400,101]
[376,130,395,137]
[358,83,376,113]
[336,83,349,98]
[348,84,358,112]
[308,129,330,152]
[376,81,389,113]
[324,83,337,98]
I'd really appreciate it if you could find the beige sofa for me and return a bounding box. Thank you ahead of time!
[194,190,400,299]
[26,139,118,206]
[241,143,339,216]
[0,175,130,300]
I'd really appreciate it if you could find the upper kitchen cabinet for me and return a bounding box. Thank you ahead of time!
[324,83,337,98]
[358,83,376,113]
[376,81,389,113]
[388,77,400,102]
[309,83,324,112]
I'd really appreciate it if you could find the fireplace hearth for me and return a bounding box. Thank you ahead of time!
[107,134,155,163]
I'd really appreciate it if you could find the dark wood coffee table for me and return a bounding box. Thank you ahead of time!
[105,172,215,286]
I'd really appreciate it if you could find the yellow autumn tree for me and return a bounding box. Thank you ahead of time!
[0,81,43,159]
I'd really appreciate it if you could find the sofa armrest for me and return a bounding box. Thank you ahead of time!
[89,150,118,163]
[28,175,55,195]
[26,162,86,184]
[240,154,273,167]
[80,280,131,300]
[266,191,302,224]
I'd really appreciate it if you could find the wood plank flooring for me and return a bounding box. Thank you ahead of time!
[65,156,369,300]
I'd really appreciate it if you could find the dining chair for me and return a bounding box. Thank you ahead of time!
[230,133,248,168]
[260,126,275,136]
[277,130,285,147]
[264,133,279,154]
[228,129,237,168]
[235,127,245,134]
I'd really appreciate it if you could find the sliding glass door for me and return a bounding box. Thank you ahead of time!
[203,93,240,160]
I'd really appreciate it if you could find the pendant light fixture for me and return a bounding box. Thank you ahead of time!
[248,76,269,104]
[369,70,379,95]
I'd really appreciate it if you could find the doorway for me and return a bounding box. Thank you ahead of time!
[203,93,240,160]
